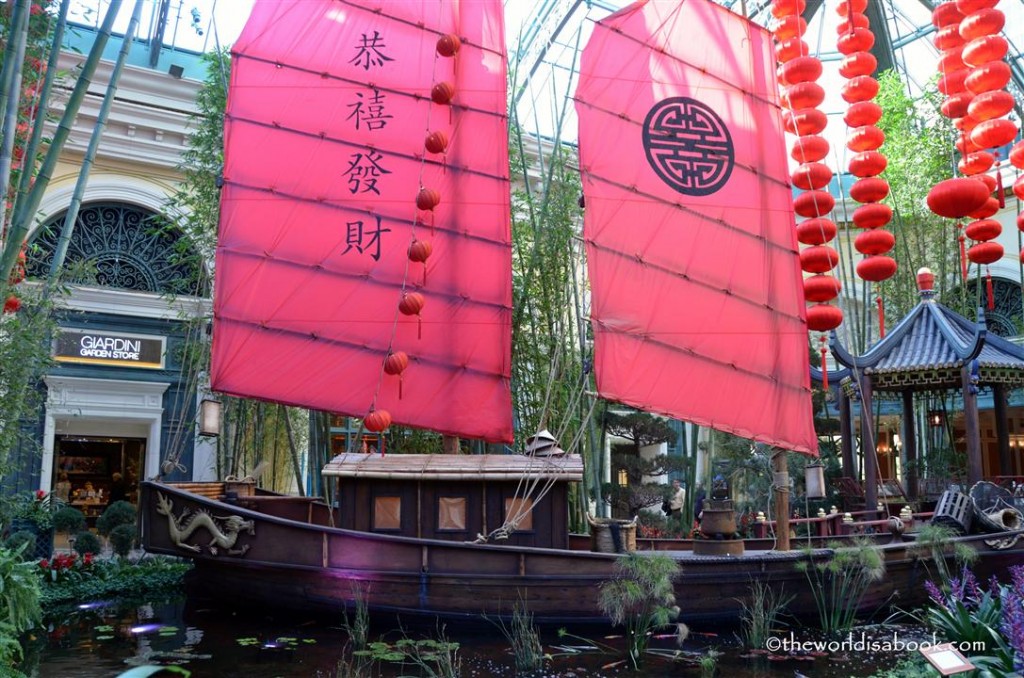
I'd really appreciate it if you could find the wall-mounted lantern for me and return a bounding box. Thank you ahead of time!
[199,398,222,437]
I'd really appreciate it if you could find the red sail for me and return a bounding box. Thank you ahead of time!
[212,0,513,442]
[576,0,818,454]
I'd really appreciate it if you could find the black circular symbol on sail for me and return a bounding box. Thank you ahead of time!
[642,97,734,196]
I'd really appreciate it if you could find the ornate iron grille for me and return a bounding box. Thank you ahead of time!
[965,277,1023,338]
[25,203,209,296]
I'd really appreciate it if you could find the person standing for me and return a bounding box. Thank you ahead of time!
[668,479,686,518]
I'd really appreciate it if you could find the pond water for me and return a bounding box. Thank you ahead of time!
[28,589,923,677]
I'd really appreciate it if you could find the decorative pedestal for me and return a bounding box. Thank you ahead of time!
[692,499,745,556]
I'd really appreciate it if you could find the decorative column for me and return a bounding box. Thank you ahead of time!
[840,388,855,477]
[901,390,918,500]
[993,383,1011,476]
[962,363,983,485]
[859,375,878,515]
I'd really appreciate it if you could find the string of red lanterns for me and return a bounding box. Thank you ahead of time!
[837,0,896,336]
[957,0,1013,309]
[773,0,844,335]
[365,31,461,435]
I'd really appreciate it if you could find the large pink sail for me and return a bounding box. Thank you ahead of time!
[212,0,513,442]
[575,0,818,454]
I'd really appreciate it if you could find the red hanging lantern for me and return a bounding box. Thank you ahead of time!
[408,239,432,263]
[849,177,890,203]
[962,34,1008,66]
[436,34,461,57]
[938,69,969,95]
[770,0,807,19]
[836,13,870,34]
[383,350,409,376]
[967,240,1004,264]
[844,101,882,127]
[1015,175,1024,201]
[1008,139,1024,169]
[773,14,807,40]
[969,196,1000,219]
[399,292,425,316]
[803,275,842,303]
[959,8,1005,41]
[791,135,829,163]
[781,82,825,109]
[796,218,838,245]
[967,91,1014,122]
[799,245,840,274]
[846,125,884,152]
[431,81,455,105]
[775,37,809,63]
[973,172,997,192]
[841,75,880,103]
[806,304,844,332]
[416,187,441,211]
[364,409,392,433]
[942,93,973,119]
[927,177,991,218]
[837,28,875,55]
[424,131,449,154]
[937,50,966,74]
[852,203,893,229]
[839,51,877,78]
[837,0,868,15]
[848,151,887,178]
[782,108,827,136]
[965,218,1002,241]
[3,295,20,314]
[934,24,966,50]
[965,61,1011,95]
[792,162,832,190]
[780,56,822,84]
[855,229,896,255]
[856,256,897,282]
[956,0,999,13]
[955,133,981,155]
[958,151,995,175]
[1017,212,1024,231]
[933,1,965,27]
[793,190,836,218]
[971,118,1017,150]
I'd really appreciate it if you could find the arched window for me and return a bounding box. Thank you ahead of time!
[25,202,209,296]
[963,276,1023,338]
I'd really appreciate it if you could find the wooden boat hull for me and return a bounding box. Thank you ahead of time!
[140,482,1024,625]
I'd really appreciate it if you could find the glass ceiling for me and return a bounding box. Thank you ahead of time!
[63,0,1024,148]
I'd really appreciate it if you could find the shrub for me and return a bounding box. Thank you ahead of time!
[3,532,36,561]
[108,524,136,557]
[72,531,101,556]
[96,501,136,537]
[51,507,85,536]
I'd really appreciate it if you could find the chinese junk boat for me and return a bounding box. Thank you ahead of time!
[139,0,1024,623]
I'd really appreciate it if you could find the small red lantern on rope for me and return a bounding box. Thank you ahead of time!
[796,218,837,245]
[806,304,844,333]
[383,351,409,399]
[803,275,842,302]
[416,187,441,230]
[399,291,426,338]
[436,34,461,57]
[408,239,432,285]
[424,131,448,154]
[431,81,455,105]
[364,409,392,433]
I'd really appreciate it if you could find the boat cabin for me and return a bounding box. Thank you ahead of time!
[322,453,583,549]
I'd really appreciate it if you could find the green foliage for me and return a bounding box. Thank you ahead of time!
[795,537,886,637]
[912,524,978,584]
[0,545,41,634]
[95,500,136,537]
[598,552,681,669]
[108,524,136,557]
[0,620,27,675]
[738,580,792,650]
[868,655,939,678]
[488,599,545,673]
[3,533,35,561]
[50,507,85,535]
[38,557,190,607]
[341,585,369,652]
[71,531,100,557]
[602,409,687,516]
[351,629,461,678]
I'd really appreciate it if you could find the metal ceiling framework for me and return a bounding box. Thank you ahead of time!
[511,0,1024,141]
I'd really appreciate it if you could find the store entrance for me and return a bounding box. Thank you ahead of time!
[53,437,145,523]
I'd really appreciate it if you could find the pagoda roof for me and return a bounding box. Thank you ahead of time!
[831,293,1024,391]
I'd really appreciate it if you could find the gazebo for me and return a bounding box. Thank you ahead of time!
[827,269,1024,514]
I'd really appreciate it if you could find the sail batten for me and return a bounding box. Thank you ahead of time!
[577,0,818,455]
[213,0,513,442]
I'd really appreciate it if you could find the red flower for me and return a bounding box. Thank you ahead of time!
[35,490,46,501]
[38,559,49,569]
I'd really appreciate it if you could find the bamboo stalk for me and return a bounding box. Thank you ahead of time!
[281,405,306,497]
[45,0,144,288]
[0,0,31,240]
[0,0,124,282]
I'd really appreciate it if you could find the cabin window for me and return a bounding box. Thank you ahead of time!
[372,496,401,530]
[437,496,467,531]
[504,497,534,532]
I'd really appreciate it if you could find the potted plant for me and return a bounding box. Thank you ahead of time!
[8,491,55,560]
[51,506,86,551]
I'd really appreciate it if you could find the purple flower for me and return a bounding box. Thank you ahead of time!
[925,580,946,608]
